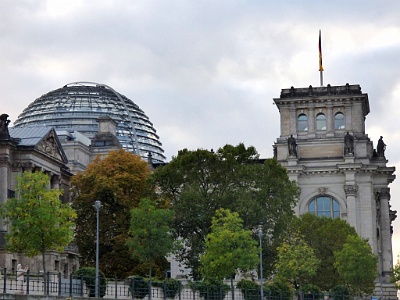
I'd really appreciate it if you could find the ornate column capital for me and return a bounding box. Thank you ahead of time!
[344,185,358,196]
[375,188,390,200]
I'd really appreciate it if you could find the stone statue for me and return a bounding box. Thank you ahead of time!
[377,136,386,157]
[288,134,297,157]
[344,132,354,154]
[16,264,29,294]
[0,113,11,139]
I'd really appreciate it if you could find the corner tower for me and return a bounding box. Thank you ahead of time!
[273,84,396,294]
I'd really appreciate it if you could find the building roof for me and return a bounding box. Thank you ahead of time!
[9,126,68,163]
[9,126,51,146]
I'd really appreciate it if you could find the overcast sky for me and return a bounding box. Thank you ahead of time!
[2,0,400,261]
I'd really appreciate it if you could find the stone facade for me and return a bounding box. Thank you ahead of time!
[0,118,79,276]
[0,115,126,277]
[273,84,397,296]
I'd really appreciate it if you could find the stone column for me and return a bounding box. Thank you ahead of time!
[377,188,392,282]
[0,158,9,232]
[326,103,334,137]
[308,105,315,138]
[345,104,352,131]
[289,105,296,134]
[344,184,359,233]
[51,174,60,190]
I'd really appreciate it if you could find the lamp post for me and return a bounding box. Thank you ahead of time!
[257,225,264,300]
[93,200,102,298]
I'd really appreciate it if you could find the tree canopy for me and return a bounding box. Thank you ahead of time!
[334,235,378,297]
[293,213,358,290]
[275,233,320,290]
[150,143,298,279]
[71,149,151,278]
[392,255,400,290]
[127,197,177,279]
[200,208,259,282]
[0,171,76,286]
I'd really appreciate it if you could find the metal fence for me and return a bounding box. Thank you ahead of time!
[0,269,345,300]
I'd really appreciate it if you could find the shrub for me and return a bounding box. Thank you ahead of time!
[128,276,149,299]
[191,281,230,300]
[301,284,323,300]
[74,267,107,298]
[237,279,260,300]
[329,285,350,300]
[152,278,182,298]
[265,280,293,300]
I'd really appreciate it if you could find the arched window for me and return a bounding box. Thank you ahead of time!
[334,112,345,129]
[308,196,340,218]
[316,113,326,130]
[298,114,308,132]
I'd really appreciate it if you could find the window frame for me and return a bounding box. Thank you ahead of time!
[308,195,340,218]
[334,112,345,130]
[297,113,308,132]
[316,113,326,131]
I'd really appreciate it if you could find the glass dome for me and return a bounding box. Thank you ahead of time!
[13,82,165,163]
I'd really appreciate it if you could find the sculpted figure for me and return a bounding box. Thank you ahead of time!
[0,113,10,139]
[377,136,386,157]
[344,132,354,154]
[288,134,297,157]
[16,264,29,294]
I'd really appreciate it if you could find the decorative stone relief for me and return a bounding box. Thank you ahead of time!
[344,185,358,196]
[375,188,390,200]
[36,131,61,161]
[318,187,327,195]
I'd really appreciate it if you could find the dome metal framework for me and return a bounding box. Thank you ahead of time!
[14,82,165,163]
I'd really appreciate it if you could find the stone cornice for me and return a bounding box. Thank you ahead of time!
[285,163,395,177]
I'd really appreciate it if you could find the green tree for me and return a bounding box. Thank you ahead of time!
[334,235,378,297]
[151,144,298,279]
[0,171,76,293]
[71,149,152,278]
[294,213,358,290]
[275,233,320,290]
[127,198,176,279]
[392,255,400,289]
[200,208,259,282]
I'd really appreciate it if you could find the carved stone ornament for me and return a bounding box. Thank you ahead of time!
[375,188,390,200]
[0,113,11,140]
[37,131,61,160]
[318,187,327,195]
[344,185,358,196]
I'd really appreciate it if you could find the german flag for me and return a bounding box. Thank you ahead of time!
[319,30,324,72]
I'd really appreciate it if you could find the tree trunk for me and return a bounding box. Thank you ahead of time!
[149,258,152,300]
[42,248,47,295]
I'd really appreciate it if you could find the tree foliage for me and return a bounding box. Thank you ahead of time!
[0,171,76,286]
[74,267,107,297]
[200,208,259,282]
[71,149,151,278]
[150,144,298,279]
[293,214,358,290]
[334,235,378,297]
[127,197,176,278]
[275,233,320,289]
[392,255,400,289]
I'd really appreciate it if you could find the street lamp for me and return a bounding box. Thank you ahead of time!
[93,200,102,298]
[257,225,264,300]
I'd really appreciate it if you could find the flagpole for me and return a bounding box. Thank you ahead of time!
[319,30,324,86]
[320,70,323,87]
